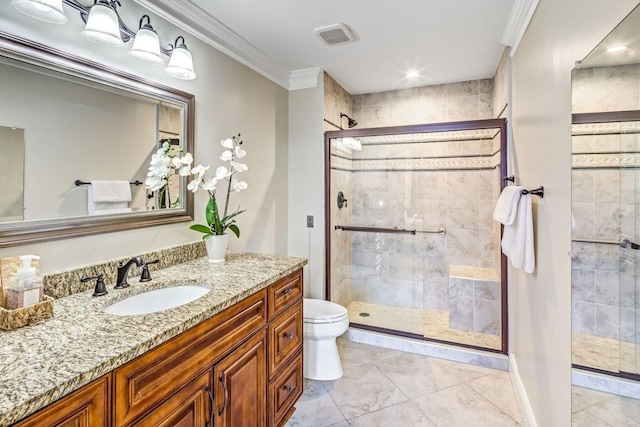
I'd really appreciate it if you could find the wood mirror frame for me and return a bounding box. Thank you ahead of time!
[0,31,195,248]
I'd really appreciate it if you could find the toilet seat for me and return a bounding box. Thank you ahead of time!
[303,298,348,324]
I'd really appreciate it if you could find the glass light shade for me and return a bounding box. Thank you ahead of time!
[165,47,196,80]
[129,28,163,64]
[80,3,124,47]
[11,0,68,24]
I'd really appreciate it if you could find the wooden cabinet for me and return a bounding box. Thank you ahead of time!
[266,269,304,427]
[214,329,267,427]
[114,289,267,426]
[13,268,303,427]
[14,374,111,427]
[131,371,212,427]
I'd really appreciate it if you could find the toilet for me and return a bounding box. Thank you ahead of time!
[303,298,349,380]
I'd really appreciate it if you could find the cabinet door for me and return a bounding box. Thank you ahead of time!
[214,329,267,427]
[14,374,110,427]
[132,370,213,427]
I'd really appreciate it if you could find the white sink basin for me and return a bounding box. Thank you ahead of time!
[104,285,210,316]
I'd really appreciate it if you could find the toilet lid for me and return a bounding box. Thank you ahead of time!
[303,299,348,323]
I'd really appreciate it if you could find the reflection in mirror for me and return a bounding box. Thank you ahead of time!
[0,32,194,247]
[0,126,25,222]
[571,3,640,420]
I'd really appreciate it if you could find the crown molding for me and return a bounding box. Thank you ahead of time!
[288,68,321,90]
[135,0,291,89]
[501,0,540,56]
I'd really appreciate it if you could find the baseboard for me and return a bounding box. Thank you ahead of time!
[509,353,538,427]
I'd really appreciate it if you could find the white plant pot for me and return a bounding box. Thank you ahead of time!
[205,234,229,263]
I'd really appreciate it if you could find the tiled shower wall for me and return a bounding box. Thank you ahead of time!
[571,63,640,347]
[325,58,507,339]
[571,122,639,342]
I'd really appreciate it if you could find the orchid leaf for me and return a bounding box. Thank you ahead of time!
[205,197,215,227]
[189,224,211,234]
[228,224,240,238]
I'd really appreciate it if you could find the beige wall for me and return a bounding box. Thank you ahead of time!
[288,76,325,298]
[510,0,638,425]
[0,1,289,273]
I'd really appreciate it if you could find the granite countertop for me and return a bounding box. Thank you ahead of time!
[0,252,307,426]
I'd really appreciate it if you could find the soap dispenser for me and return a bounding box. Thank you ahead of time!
[6,254,44,310]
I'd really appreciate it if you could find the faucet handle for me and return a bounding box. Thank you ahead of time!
[81,274,108,297]
[140,259,159,282]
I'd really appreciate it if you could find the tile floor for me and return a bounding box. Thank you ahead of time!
[286,338,523,426]
[572,386,640,426]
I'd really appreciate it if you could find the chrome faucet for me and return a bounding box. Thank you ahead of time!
[115,256,144,289]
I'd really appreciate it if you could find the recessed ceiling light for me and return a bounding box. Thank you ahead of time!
[606,45,628,53]
[405,70,420,79]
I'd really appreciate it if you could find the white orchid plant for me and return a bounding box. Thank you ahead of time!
[145,133,248,239]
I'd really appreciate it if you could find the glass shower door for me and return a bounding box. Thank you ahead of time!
[620,121,640,376]
[327,119,507,353]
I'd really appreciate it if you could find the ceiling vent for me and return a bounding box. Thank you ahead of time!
[315,23,358,46]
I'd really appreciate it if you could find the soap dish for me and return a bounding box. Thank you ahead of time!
[0,295,54,331]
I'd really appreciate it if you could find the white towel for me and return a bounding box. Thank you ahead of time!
[501,194,535,274]
[88,181,132,215]
[493,186,523,225]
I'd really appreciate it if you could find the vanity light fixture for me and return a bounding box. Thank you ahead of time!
[165,36,196,80]
[11,0,68,24]
[128,15,163,64]
[11,0,196,79]
[80,0,124,47]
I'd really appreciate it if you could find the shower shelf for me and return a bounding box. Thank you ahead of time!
[334,225,446,235]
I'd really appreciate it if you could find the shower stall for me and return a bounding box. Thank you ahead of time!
[325,119,507,353]
[571,111,640,378]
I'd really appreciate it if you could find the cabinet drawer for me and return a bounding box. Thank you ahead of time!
[268,350,303,427]
[268,302,302,377]
[267,270,302,320]
[132,370,212,427]
[14,374,111,427]
[114,289,266,426]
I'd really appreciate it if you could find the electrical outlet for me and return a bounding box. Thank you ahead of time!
[306,215,314,228]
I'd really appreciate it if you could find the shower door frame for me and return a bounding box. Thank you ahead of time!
[571,109,640,381]
[324,118,509,355]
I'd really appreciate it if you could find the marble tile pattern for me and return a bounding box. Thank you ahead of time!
[0,252,307,426]
[351,78,494,128]
[572,64,640,114]
[43,241,207,299]
[324,72,352,131]
[571,121,640,364]
[286,338,519,426]
[346,300,502,351]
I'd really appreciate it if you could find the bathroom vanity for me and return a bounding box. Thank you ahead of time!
[0,253,306,427]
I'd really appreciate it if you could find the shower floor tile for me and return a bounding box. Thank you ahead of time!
[572,332,640,374]
[346,300,501,351]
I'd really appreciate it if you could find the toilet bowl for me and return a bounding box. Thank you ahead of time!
[303,298,349,380]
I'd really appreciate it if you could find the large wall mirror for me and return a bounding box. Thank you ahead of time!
[0,31,194,248]
[571,4,640,423]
